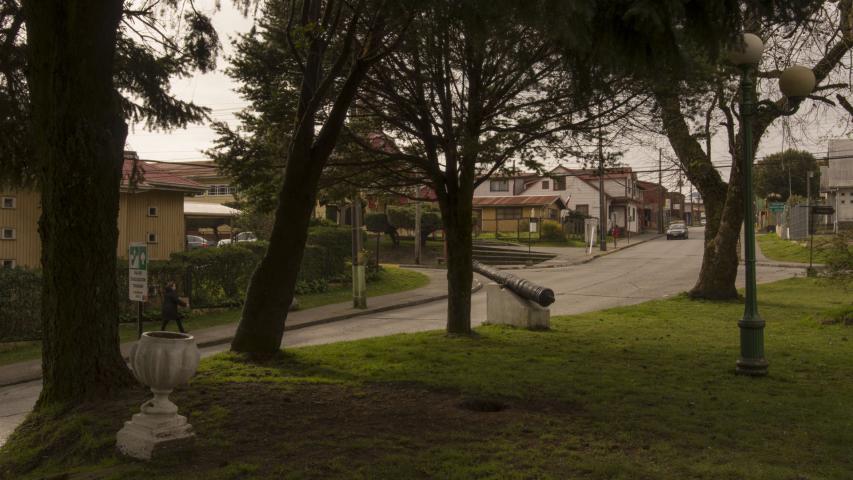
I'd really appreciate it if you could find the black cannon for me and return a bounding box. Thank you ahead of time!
[472,260,555,307]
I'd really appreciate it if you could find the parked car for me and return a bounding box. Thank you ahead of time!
[217,231,258,247]
[666,223,689,240]
[186,235,210,250]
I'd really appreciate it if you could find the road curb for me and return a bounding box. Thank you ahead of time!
[194,278,483,350]
[0,279,482,388]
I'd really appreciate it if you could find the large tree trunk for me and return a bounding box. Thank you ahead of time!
[690,151,745,299]
[230,153,319,354]
[440,191,474,335]
[655,90,744,299]
[24,0,134,405]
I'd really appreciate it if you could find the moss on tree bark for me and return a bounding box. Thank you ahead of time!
[24,0,135,406]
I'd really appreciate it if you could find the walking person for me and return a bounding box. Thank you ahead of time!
[161,281,188,333]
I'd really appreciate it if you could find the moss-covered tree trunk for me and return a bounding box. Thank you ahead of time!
[656,91,746,299]
[24,0,134,405]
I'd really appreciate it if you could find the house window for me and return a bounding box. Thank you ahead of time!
[147,206,158,217]
[1,197,15,209]
[496,207,522,220]
[146,232,158,244]
[490,179,509,192]
[575,204,589,216]
[1,259,15,268]
[1,228,15,240]
[541,180,549,190]
[553,177,566,191]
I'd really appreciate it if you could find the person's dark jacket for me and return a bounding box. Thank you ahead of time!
[162,286,187,321]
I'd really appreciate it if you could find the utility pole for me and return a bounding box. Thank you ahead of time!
[598,124,607,251]
[658,149,664,233]
[414,193,422,265]
[351,193,367,309]
[689,184,694,226]
[806,170,813,235]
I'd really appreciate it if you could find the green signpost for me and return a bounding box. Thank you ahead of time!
[768,202,785,213]
[129,243,148,338]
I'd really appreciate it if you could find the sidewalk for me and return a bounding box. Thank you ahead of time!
[496,231,665,270]
[0,268,478,388]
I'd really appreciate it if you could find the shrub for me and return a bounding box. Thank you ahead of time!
[0,268,41,342]
[540,220,565,241]
[365,212,391,233]
[823,232,853,287]
[171,245,261,308]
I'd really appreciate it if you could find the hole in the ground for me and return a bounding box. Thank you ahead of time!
[458,398,508,412]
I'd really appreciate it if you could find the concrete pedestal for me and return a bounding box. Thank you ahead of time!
[116,411,195,460]
[485,283,550,330]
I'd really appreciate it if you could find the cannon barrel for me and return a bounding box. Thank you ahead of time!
[472,260,555,307]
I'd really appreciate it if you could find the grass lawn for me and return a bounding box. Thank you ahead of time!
[756,232,849,264]
[0,266,428,368]
[3,276,852,479]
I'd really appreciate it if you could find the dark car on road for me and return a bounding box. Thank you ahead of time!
[666,223,689,240]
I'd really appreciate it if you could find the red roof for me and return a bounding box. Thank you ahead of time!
[472,195,565,208]
[157,160,222,179]
[122,156,205,193]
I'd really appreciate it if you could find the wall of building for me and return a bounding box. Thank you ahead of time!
[0,189,42,268]
[518,178,571,203]
[187,177,237,204]
[563,178,606,219]
[118,190,187,261]
[478,205,559,233]
[0,188,186,268]
[473,178,515,197]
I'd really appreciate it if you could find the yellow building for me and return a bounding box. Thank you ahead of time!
[161,160,237,205]
[473,195,565,234]
[0,155,205,268]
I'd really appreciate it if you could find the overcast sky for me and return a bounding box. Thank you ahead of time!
[125,1,852,196]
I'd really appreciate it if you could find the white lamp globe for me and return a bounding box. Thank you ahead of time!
[779,65,816,99]
[727,33,765,65]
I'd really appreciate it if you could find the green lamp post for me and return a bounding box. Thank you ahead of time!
[728,33,816,376]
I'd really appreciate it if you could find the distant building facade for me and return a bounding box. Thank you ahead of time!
[821,139,853,229]
[0,153,205,268]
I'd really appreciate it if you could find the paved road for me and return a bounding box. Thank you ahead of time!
[0,229,800,446]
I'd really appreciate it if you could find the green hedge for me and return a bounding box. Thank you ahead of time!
[0,226,357,339]
[0,268,41,342]
[540,220,565,241]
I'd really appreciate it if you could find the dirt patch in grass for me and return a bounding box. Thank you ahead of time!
[2,381,587,480]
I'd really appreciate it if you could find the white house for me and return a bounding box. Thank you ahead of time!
[472,165,641,233]
[821,139,853,230]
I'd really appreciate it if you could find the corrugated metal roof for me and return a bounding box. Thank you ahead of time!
[184,201,242,217]
[472,195,565,208]
[122,159,206,193]
[158,160,222,179]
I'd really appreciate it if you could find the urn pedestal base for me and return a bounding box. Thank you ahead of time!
[116,412,195,460]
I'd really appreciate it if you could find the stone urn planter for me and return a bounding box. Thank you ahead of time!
[116,331,200,460]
